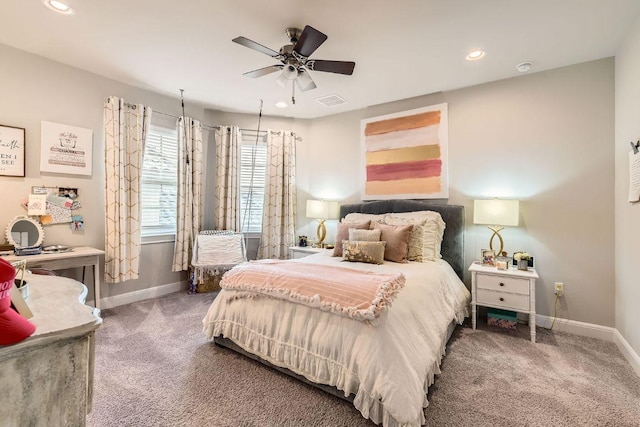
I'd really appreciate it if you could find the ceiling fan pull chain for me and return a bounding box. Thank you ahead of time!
[291,81,296,105]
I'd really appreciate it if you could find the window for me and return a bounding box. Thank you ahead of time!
[239,132,267,234]
[141,125,178,237]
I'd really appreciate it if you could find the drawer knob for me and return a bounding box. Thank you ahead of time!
[499,297,504,302]
[499,282,504,287]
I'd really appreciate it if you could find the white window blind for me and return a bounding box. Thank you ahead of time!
[240,133,267,234]
[141,125,178,236]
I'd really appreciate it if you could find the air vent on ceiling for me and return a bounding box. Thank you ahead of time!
[315,94,347,107]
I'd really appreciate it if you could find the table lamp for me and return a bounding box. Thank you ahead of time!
[473,199,519,256]
[306,200,340,247]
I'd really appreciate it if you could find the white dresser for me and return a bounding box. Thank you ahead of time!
[0,273,102,425]
[469,263,539,343]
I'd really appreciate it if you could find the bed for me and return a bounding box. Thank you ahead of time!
[202,200,470,427]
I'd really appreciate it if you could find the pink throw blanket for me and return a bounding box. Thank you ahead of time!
[220,260,406,323]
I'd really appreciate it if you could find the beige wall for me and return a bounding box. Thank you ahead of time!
[205,60,615,327]
[615,19,640,356]
[0,43,209,301]
[0,41,617,328]
[301,59,615,326]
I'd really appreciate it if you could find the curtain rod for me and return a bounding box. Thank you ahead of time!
[155,109,274,135]
[120,101,301,139]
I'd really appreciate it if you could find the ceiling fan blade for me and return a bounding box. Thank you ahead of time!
[243,65,283,78]
[296,68,317,92]
[232,36,280,57]
[293,25,327,58]
[308,60,356,75]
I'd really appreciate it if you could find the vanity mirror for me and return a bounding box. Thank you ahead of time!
[5,216,44,248]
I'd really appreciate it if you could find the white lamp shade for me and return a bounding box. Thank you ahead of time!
[306,200,340,220]
[473,199,519,227]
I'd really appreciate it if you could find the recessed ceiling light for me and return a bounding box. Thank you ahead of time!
[516,62,533,73]
[43,0,75,15]
[465,50,485,61]
[275,101,288,108]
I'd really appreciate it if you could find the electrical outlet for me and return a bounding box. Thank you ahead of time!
[554,282,564,297]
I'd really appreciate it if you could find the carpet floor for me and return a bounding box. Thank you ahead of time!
[87,291,640,427]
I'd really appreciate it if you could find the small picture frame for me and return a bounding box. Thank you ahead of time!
[481,249,495,266]
[58,187,79,199]
[0,124,26,177]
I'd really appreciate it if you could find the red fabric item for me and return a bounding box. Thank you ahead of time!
[0,258,36,345]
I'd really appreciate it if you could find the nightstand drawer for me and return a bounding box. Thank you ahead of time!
[476,275,529,295]
[476,289,530,311]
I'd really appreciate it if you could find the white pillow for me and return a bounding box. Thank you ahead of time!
[348,228,381,242]
[342,212,385,224]
[384,211,445,262]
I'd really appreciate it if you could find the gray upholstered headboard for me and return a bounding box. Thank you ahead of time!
[339,200,465,280]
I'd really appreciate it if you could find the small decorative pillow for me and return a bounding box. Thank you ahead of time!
[342,240,386,265]
[332,221,371,257]
[343,213,386,224]
[371,222,414,263]
[348,228,381,242]
[385,211,446,262]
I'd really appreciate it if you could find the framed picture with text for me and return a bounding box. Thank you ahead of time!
[40,121,93,176]
[0,124,25,177]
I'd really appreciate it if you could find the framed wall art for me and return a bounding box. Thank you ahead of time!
[40,121,93,176]
[0,124,25,177]
[360,103,448,200]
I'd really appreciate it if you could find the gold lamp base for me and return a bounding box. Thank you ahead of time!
[487,225,505,256]
[316,219,327,247]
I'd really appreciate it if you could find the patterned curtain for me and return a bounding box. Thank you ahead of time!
[103,96,152,283]
[258,130,297,259]
[172,117,204,272]
[214,126,242,231]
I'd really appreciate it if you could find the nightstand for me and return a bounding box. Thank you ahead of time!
[289,246,327,259]
[468,263,539,343]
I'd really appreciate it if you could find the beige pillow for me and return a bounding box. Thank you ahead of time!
[332,221,370,257]
[342,240,386,265]
[348,228,381,242]
[385,211,445,262]
[343,213,386,224]
[371,222,413,263]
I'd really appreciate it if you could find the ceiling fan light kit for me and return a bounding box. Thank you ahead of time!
[233,25,355,96]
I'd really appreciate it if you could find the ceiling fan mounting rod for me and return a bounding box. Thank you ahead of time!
[285,27,302,44]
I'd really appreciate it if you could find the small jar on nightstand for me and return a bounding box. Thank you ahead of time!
[468,262,539,343]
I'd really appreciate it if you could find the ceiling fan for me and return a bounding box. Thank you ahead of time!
[232,25,356,93]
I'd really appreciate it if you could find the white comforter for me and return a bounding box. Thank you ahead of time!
[202,252,470,427]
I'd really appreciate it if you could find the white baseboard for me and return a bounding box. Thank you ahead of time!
[535,314,615,341]
[614,329,640,378]
[88,281,188,310]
